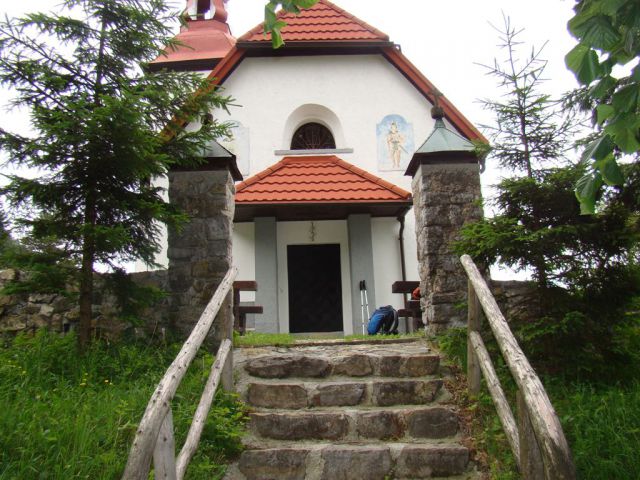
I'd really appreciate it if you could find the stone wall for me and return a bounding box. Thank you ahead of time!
[412,163,483,333]
[491,279,540,325]
[0,269,169,338]
[168,167,235,342]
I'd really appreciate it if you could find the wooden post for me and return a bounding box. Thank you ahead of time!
[153,410,177,480]
[469,331,520,464]
[232,285,241,333]
[221,346,233,392]
[467,279,481,396]
[176,339,232,480]
[221,291,233,392]
[517,390,545,479]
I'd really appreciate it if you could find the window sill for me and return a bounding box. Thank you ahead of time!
[274,148,354,156]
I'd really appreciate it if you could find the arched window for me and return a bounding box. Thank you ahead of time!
[290,122,336,150]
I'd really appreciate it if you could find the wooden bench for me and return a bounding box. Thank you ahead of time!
[392,281,422,332]
[233,281,264,335]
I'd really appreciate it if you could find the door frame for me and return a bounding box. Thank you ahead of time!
[277,220,354,335]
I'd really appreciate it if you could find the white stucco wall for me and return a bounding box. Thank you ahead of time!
[371,217,406,309]
[217,54,440,190]
[276,220,353,335]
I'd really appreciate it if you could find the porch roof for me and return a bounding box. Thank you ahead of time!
[234,155,412,222]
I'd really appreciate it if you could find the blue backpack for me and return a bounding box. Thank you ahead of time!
[367,306,399,335]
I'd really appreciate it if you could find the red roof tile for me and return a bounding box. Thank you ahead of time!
[150,18,235,67]
[236,156,411,204]
[238,0,389,44]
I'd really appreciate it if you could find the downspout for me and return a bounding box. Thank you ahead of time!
[397,210,409,331]
[398,211,408,285]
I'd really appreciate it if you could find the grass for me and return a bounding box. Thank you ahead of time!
[233,331,295,347]
[233,330,425,347]
[0,330,247,480]
[552,381,640,480]
[435,328,640,479]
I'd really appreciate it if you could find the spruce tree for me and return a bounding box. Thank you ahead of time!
[0,0,230,349]
[478,16,574,180]
[472,17,577,287]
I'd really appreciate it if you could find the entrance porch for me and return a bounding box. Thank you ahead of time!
[232,155,412,335]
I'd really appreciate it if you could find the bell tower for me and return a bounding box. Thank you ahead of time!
[150,0,235,71]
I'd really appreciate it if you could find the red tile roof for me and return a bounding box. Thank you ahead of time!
[236,156,411,204]
[150,18,235,67]
[238,0,389,44]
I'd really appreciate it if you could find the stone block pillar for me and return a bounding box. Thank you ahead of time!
[167,166,236,341]
[411,162,482,333]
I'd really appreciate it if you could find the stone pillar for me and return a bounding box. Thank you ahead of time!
[167,167,235,341]
[347,214,376,334]
[254,217,279,333]
[412,162,482,333]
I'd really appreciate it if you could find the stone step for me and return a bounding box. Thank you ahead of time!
[248,406,459,441]
[231,443,470,479]
[245,378,444,409]
[243,352,440,379]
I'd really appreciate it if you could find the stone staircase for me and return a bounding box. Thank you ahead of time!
[224,339,479,480]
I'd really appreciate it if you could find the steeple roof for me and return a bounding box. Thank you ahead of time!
[237,0,390,44]
[404,108,480,177]
[414,117,476,156]
[149,0,235,71]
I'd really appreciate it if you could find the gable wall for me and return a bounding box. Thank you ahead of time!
[217,54,440,189]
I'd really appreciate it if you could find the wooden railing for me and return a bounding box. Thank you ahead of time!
[122,267,238,480]
[460,255,575,480]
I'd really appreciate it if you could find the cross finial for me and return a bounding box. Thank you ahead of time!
[431,89,444,120]
[212,0,228,22]
[185,0,227,21]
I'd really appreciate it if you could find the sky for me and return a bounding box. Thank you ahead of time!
[0,0,582,278]
[0,0,580,139]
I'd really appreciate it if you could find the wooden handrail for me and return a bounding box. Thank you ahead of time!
[176,338,232,479]
[460,255,575,480]
[122,267,238,480]
[468,331,520,463]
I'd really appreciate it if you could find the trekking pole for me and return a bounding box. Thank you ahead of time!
[359,280,366,334]
[362,280,370,324]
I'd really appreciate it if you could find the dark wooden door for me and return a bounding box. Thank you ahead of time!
[287,244,343,333]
